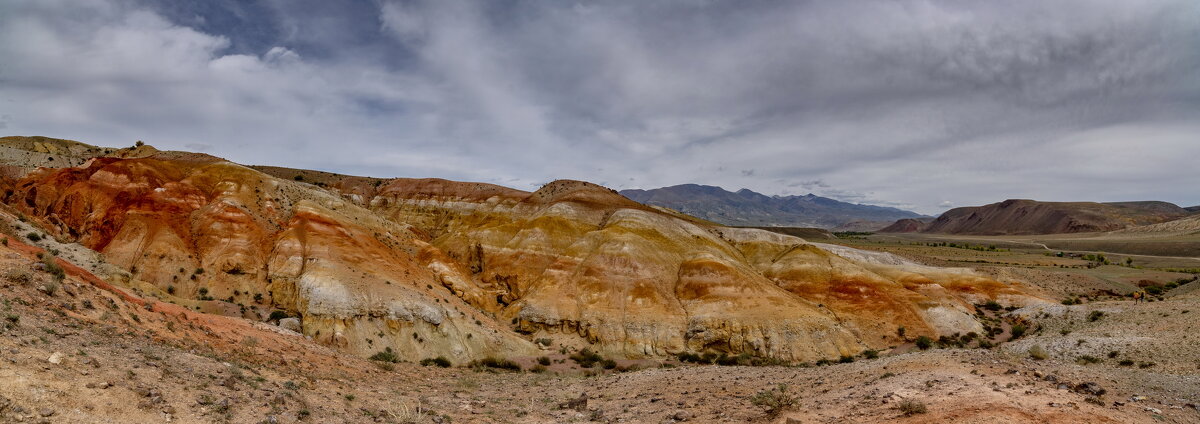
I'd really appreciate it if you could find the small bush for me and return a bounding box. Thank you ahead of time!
[914,336,933,350]
[676,352,701,363]
[268,310,290,321]
[534,337,552,347]
[569,348,603,368]
[838,355,855,363]
[537,356,551,366]
[897,399,927,416]
[530,364,547,373]
[1010,324,1026,339]
[750,384,796,417]
[1028,345,1049,360]
[369,347,400,363]
[600,359,617,369]
[862,349,879,359]
[1088,311,1105,322]
[1118,359,1134,366]
[474,357,521,371]
[420,356,452,368]
[1076,355,1101,365]
[26,232,41,242]
[982,301,1001,311]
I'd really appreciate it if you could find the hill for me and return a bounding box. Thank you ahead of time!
[619,184,925,228]
[0,136,1044,364]
[910,199,1189,235]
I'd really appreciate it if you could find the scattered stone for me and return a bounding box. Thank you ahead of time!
[558,393,588,412]
[47,352,65,364]
[1143,406,1162,414]
[38,408,55,417]
[672,410,692,421]
[1073,382,1106,396]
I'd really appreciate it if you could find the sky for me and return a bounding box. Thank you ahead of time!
[1,0,1198,215]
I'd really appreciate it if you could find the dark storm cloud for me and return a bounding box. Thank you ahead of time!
[1,0,1198,214]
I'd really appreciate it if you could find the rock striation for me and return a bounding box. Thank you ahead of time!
[2,137,1047,362]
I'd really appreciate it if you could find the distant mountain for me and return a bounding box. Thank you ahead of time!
[1186,206,1200,213]
[884,199,1190,235]
[619,184,925,228]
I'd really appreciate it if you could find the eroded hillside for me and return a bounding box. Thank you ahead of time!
[0,137,1046,364]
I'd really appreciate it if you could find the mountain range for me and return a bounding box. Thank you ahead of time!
[619,184,926,229]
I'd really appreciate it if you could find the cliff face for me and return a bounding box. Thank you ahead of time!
[4,139,1047,362]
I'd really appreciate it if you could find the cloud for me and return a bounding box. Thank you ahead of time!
[1,0,1198,214]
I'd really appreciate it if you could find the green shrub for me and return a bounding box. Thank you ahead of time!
[569,348,603,368]
[914,336,933,350]
[537,356,551,366]
[1028,345,1048,360]
[1010,324,1026,339]
[600,359,617,369]
[897,399,927,415]
[1076,355,1100,365]
[862,349,879,359]
[26,232,41,242]
[369,347,400,363]
[420,356,452,368]
[750,384,796,417]
[982,301,1002,311]
[473,357,521,371]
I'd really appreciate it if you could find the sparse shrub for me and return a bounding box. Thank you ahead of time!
[166,285,175,295]
[977,340,993,349]
[600,359,617,369]
[897,399,927,415]
[5,269,32,285]
[473,357,521,371]
[914,336,933,350]
[569,348,603,368]
[40,253,65,282]
[1028,345,1049,360]
[838,355,855,363]
[534,337,552,347]
[1118,359,1134,366]
[420,356,452,368]
[862,349,879,359]
[676,352,701,363]
[1107,350,1119,358]
[750,384,796,417]
[26,232,41,242]
[1010,324,1026,339]
[369,347,400,363]
[268,310,290,321]
[716,353,739,366]
[982,301,1001,311]
[896,326,906,339]
[1076,355,1101,365]
[530,364,547,373]
[1088,311,1105,322]
[537,356,551,366]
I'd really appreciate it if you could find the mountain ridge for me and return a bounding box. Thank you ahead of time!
[620,184,926,228]
[881,198,1190,235]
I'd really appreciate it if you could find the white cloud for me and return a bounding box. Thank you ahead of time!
[0,0,1198,214]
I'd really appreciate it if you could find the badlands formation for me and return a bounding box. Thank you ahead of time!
[0,136,1043,363]
[1,137,1198,423]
